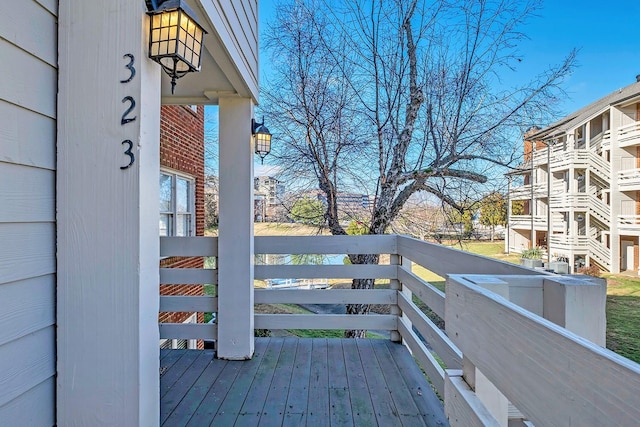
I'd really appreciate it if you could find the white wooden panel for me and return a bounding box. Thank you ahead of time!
[0,0,57,66]
[0,275,55,347]
[398,265,445,319]
[446,276,640,426]
[445,371,501,427]
[160,236,218,256]
[0,162,55,222]
[34,0,58,15]
[254,289,397,305]
[0,100,56,169]
[0,223,55,284]
[255,264,396,280]
[0,376,55,427]
[397,292,461,369]
[0,327,55,407]
[160,268,217,284]
[397,236,537,277]
[397,319,445,396]
[254,314,397,330]
[0,40,56,118]
[159,323,217,340]
[255,235,397,254]
[160,296,218,313]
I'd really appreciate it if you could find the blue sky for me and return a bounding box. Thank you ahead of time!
[258,1,640,117]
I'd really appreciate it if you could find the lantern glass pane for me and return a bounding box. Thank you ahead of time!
[169,26,177,40]
[151,43,159,56]
[170,11,179,26]
[152,28,160,41]
[161,12,171,27]
[179,43,186,58]
[160,27,169,41]
[159,41,168,54]
[153,14,161,28]
[195,28,202,43]
[168,40,176,54]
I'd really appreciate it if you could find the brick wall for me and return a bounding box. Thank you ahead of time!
[159,105,206,338]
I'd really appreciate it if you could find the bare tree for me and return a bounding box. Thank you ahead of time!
[263,0,576,337]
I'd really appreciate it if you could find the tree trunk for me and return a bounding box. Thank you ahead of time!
[344,254,379,338]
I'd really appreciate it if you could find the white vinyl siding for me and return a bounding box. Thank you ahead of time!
[160,171,195,237]
[0,0,57,424]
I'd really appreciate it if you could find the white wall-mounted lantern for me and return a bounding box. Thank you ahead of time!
[146,0,207,93]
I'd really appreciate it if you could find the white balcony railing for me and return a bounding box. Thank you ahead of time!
[159,234,640,426]
[509,183,546,200]
[618,121,640,147]
[509,214,547,229]
[618,168,640,190]
[618,215,640,232]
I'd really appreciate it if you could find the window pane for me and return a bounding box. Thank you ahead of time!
[160,214,172,236]
[160,174,172,212]
[176,178,189,212]
[176,214,190,236]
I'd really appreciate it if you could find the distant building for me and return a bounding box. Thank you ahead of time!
[254,175,285,221]
[506,78,640,274]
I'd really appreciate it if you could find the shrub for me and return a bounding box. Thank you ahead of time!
[520,247,543,259]
[577,265,601,277]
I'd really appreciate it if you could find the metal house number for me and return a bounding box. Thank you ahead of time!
[119,53,136,170]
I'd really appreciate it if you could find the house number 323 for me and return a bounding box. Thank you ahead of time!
[120,53,137,170]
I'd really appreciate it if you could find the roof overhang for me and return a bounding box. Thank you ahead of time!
[154,0,259,105]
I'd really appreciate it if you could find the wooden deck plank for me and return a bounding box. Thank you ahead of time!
[161,351,213,424]
[210,340,269,426]
[258,338,298,426]
[184,360,244,427]
[370,340,427,426]
[327,339,354,426]
[306,339,330,427]
[342,339,377,426]
[384,340,449,426]
[162,351,227,427]
[356,339,404,425]
[161,351,200,399]
[235,338,285,426]
[160,349,187,370]
[282,338,312,427]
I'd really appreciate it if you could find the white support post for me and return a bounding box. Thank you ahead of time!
[543,276,607,346]
[389,254,401,342]
[217,97,255,359]
[57,2,160,425]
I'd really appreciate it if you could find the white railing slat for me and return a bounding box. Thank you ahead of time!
[446,276,640,427]
[159,268,217,284]
[255,264,396,280]
[397,265,446,320]
[255,235,397,255]
[159,323,216,340]
[397,318,445,396]
[254,289,396,305]
[160,296,218,313]
[444,371,501,427]
[397,292,461,369]
[254,314,396,330]
[160,236,217,257]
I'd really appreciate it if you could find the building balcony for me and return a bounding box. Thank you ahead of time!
[618,215,640,233]
[509,183,546,200]
[618,168,640,191]
[509,214,547,229]
[157,234,639,426]
[548,234,589,251]
[618,122,640,148]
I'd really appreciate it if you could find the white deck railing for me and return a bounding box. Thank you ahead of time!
[158,234,640,426]
[618,121,640,147]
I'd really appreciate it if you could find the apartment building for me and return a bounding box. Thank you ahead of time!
[507,78,640,274]
[254,174,285,221]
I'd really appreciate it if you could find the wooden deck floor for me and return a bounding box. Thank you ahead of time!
[160,337,448,426]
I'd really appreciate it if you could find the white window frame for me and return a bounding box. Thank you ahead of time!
[160,169,196,237]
